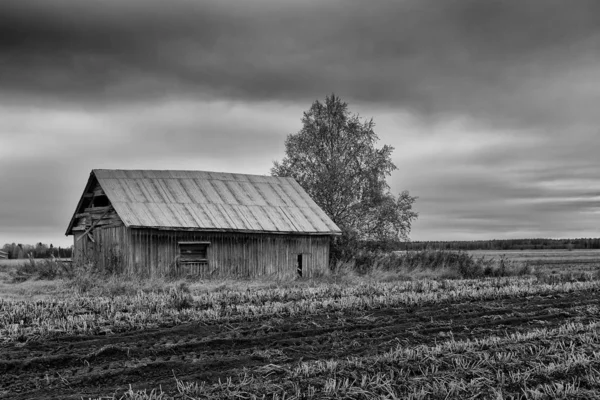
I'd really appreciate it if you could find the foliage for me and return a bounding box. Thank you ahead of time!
[350,249,533,278]
[4,266,600,399]
[2,275,598,344]
[1,242,73,259]
[9,255,75,282]
[271,94,417,261]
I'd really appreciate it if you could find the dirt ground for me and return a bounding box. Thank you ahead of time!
[1,287,598,400]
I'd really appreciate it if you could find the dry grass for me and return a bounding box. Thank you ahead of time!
[0,258,74,301]
[0,280,66,302]
[3,252,600,399]
[0,259,28,270]
[466,249,600,278]
[467,248,600,262]
[2,249,598,302]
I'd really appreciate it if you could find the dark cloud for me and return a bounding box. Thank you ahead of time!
[1,0,599,244]
[2,0,600,129]
[377,114,600,240]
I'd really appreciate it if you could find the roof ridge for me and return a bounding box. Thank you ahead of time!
[92,168,293,180]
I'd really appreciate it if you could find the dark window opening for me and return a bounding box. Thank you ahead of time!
[91,195,110,208]
[179,242,210,264]
[297,254,303,277]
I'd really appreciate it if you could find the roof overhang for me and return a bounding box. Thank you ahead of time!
[128,226,342,236]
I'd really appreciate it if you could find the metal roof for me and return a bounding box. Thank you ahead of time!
[67,169,341,235]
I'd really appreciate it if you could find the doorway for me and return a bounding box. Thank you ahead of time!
[297,254,303,277]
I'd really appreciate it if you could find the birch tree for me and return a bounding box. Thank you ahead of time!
[272,94,418,260]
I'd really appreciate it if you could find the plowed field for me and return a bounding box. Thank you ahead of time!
[2,284,599,399]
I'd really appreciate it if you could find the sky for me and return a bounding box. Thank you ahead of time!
[1,0,600,247]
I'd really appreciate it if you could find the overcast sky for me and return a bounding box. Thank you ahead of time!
[1,0,600,247]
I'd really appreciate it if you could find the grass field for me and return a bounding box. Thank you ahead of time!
[1,250,599,399]
[467,248,600,262]
[467,249,600,275]
[0,258,72,266]
[0,259,28,267]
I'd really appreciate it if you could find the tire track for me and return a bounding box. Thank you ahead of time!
[2,289,598,399]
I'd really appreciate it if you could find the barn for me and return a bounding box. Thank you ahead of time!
[65,169,341,278]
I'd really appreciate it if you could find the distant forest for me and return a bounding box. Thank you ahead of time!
[1,243,73,259]
[2,238,599,261]
[398,238,600,251]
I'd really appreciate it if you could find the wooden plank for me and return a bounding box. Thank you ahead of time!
[224,181,253,204]
[84,206,112,214]
[164,178,193,204]
[178,179,207,204]
[197,180,225,204]
[76,208,111,242]
[96,219,123,226]
[211,180,239,204]
[136,179,162,203]
[109,229,331,279]
[238,182,269,206]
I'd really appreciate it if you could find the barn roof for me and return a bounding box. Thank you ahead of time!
[66,169,341,236]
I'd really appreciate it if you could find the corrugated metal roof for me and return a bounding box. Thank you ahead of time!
[78,169,341,235]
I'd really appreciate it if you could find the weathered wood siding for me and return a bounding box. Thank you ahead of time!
[73,232,88,265]
[73,226,129,273]
[73,227,331,278]
[127,229,330,278]
[68,169,340,278]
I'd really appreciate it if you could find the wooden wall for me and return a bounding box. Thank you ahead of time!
[74,227,331,279]
[128,229,331,279]
[73,226,129,273]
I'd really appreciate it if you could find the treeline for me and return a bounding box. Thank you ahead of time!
[398,238,600,251]
[1,243,73,259]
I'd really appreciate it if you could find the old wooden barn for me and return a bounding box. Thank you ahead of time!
[66,169,341,278]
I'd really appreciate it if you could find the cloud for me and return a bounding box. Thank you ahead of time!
[0,99,301,245]
[1,0,599,244]
[2,0,600,129]
[372,114,600,240]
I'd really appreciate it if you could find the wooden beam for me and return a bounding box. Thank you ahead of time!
[98,222,124,229]
[75,208,111,242]
[84,206,112,214]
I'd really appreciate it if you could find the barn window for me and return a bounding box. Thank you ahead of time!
[178,242,210,264]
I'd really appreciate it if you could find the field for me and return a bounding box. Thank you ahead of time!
[1,250,600,399]
[0,259,30,267]
[467,249,600,275]
[0,259,72,267]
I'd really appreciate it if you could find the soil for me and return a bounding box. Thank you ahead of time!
[1,288,598,399]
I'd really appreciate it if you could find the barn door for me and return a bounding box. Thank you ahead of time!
[297,253,311,277]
